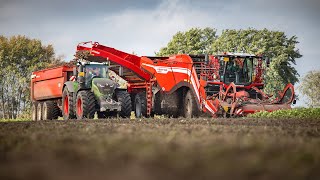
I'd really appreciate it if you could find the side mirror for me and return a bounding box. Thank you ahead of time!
[265,57,271,67]
[73,67,77,76]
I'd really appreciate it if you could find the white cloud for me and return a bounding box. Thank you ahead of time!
[41,0,217,59]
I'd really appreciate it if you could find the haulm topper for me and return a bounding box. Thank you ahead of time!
[76,42,295,118]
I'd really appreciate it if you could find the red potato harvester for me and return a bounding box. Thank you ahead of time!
[31,41,295,120]
[76,42,295,118]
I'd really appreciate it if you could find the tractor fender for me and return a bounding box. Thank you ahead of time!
[63,81,75,93]
[166,81,202,112]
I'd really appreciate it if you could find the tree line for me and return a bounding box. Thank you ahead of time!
[0,35,62,119]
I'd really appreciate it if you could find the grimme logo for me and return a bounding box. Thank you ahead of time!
[156,68,169,74]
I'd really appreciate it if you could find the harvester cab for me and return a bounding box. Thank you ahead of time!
[219,53,259,85]
[195,53,266,94]
[198,53,265,85]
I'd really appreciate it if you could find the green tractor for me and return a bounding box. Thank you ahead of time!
[62,61,132,120]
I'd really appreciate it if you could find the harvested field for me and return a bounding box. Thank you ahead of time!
[0,118,320,180]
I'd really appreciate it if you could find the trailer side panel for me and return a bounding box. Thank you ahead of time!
[31,66,73,101]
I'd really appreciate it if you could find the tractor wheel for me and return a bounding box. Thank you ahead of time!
[32,102,37,121]
[75,90,96,120]
[134,92,147,118]
[116,91,132,118]
[37,102,43,121]
[62,88,76,120]
[183,90,199,118]
[42,101,59,120]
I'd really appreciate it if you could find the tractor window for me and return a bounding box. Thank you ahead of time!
[84,64,108,87]
[85,64,108,79]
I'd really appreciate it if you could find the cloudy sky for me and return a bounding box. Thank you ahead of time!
[0,0,319,105]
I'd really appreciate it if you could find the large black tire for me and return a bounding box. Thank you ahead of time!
[116,91,132,118]
[42,101,60,120]
[183,90,200,118]
[32,102,37,121]
[37,102,42,121]
[75,90,96,120]
[62,88,76,120]
[134,92,147,118]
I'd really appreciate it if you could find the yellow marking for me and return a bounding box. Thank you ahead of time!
[223,106,229,112]
[79,72,85,77]
[184,79,191,83]
[223,57,229,62]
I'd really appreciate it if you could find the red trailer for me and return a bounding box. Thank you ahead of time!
[31,65,74,120]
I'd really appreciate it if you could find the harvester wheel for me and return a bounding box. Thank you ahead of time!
[116,91,132,118]
[134,92,147,118]
[62,88,76,120]
[42,101,59,120]
[76,90,96,120]
[183,90,199,118]
[37,102,43,121]
[32,102,37,121]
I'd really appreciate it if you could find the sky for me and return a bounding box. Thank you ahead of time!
[0,0,319,106]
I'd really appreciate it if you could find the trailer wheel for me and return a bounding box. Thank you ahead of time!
[37,102,43,121]
[76,90,96,120]
[62,88,76,120]
[134,92,147,118]
[42,101,59,120]
[183,90,199,118]
[116,91,132,118]
[32,102,37,121]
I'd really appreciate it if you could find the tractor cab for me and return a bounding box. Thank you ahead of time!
[75,61,110,88]
[84,63,108,79]
[83,63,109,88]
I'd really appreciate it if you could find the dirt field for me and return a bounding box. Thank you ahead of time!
[0,118,320,180]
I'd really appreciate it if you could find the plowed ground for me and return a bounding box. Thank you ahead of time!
[1,118,320,180]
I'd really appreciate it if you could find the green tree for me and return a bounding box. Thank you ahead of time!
[298,70,320,107]
[0,35,62,119]
[211,28,302,95]
[156,27,217,56]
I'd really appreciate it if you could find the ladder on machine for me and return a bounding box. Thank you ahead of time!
[146,81,153,116]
